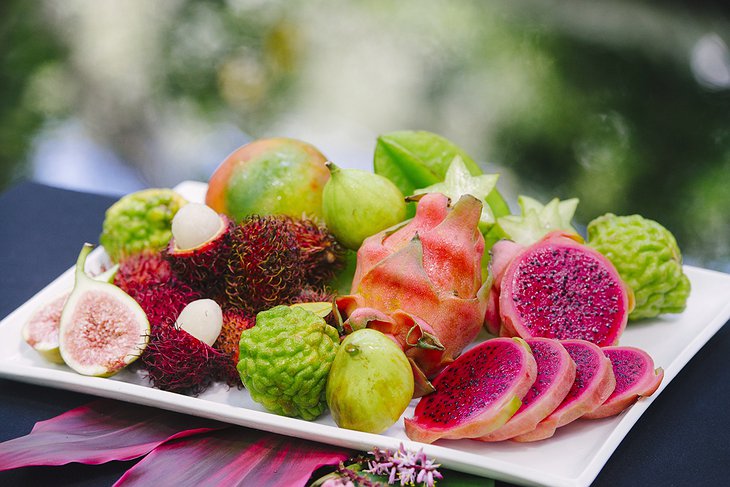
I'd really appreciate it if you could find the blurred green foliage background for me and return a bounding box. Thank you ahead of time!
[1,0,728,270]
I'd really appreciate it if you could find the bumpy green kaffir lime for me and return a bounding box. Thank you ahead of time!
[587,213,691,320]
[237,305,340,420]
[99,188,187,262]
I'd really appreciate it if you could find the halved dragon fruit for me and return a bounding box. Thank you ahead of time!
[404,337,537,444]
[584,346,664,419]
[514,339,615,442]
[477,338,576,442]
[498,232,633,347]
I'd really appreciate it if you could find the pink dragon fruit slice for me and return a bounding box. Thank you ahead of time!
[404,337,537,444]
[584,346,664,419]
[477,338,576,442]
[338,193,488,378]
[514,339,615,442]
[499,231,632,347]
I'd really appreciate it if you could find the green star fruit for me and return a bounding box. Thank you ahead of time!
[237,305,340,421]
[496,195,580,246]
[587,213,691,320]
[373,130,511,221]
[413,155,499,233]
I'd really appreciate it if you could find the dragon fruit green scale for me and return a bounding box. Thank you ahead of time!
[337,192,489,379]
[587,213,691,320]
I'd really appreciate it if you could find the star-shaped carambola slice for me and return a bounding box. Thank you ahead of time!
[413,155,499,233]
[496,195,581,246]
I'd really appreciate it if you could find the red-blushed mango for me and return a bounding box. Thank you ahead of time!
[206,138,330,221]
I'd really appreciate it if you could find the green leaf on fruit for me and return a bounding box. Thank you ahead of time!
[497,195,580,246]
[413,155,499,232]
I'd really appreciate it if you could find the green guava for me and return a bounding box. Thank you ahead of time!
[326,329,414,434]
[587,213,691,320]
[99,188,187,263]
[237,305,340,420]
[322,162,407,250]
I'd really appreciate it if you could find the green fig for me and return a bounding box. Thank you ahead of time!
[326,329,414,434]
[322,162,407,250]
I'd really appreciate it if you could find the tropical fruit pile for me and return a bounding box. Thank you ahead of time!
[21,131,690,444]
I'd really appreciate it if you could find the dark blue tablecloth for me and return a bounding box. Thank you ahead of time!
[1,181,728,486]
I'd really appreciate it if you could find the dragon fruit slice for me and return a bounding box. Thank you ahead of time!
[514,339,615,442]
[338,193,488,379]
[404,337,537,444]
[584,346,664,419]
[499,232,632,346]
[477,338,576,442]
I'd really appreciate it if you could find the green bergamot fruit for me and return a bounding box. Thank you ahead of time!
[237,305,339,420]
[100,188,187,262]
[587,213,691,320]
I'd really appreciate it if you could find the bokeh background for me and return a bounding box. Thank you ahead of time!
[1,0,729,271]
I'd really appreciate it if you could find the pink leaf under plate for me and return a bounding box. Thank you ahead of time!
[0,399,224,470]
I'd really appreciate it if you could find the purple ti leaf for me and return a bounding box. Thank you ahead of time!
[114,428,353,487]
[0,400,225,470]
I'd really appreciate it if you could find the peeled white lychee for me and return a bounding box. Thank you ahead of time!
[171,203,222,250]
[175,299,223,346]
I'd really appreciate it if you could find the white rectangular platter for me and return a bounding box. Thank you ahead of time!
[2,180,730,487]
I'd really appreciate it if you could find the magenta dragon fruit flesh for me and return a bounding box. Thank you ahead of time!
[404,337,537,444]
[337,193,489,380]
[498,232,633,346]
[584,346,664,419]
[514,339,616,442]
[477,338,576,442]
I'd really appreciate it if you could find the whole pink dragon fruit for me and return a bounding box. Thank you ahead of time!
[336,193,489,383]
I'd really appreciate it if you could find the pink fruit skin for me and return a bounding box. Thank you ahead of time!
[484,239,523,335]
[499,232,631,347]
[477,338,576,442]
[404,338,537,444]
[337,193,489,378]
[514,339,616,442]
[584,346,664,419]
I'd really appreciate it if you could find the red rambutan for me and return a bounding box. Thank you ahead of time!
[225,215,306,313]
[114,251,173,296]
[213,307,256,363]
[140,322,240,395]
[287,218,346,288]
[130,281,202,332]
[165,213,234,297]
[288,286,336,305]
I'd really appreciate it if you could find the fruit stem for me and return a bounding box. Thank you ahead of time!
[75,243,94,285]
[325,161,341,175]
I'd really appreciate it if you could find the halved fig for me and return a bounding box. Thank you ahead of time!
[59,244,149,377]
